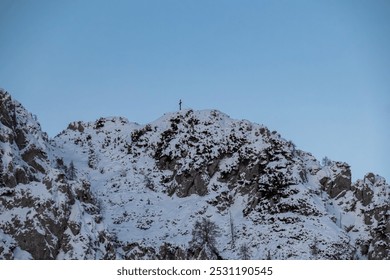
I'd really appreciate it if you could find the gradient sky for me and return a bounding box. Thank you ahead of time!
[0,0,389,181]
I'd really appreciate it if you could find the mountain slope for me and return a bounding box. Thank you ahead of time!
[1,89,389,259]
[0,90,116,259]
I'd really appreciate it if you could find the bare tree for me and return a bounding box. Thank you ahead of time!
[229,211,235,249]
[191,217,220,250]
[339,212,343,228]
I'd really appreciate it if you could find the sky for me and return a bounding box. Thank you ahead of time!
[0,0,389,181]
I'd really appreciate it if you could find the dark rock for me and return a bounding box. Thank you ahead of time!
[21,145,47,174]
[15,167,29,185]
[67,121,85,133]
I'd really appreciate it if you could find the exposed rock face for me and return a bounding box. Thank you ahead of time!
[318,162,352,199]
[0,89,389,260]
[0,90,116,259]
[0,91,48,188]
[67,121,85,133]
[347,174,389,259]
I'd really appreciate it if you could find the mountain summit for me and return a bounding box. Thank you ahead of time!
[0,89,389,259]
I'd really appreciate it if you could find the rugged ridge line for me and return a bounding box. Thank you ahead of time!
[0,89,389,259]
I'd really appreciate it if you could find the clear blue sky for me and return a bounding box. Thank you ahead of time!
[0,0,389,181]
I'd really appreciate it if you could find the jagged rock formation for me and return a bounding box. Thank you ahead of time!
[0,90,116,259]
[0,89,389,259]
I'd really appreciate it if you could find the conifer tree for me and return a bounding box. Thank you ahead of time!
[238,243,251,260]
[68,161,76,180]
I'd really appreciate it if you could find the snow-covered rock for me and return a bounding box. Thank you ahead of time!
[0,90,115,259]
[0,89,389,259]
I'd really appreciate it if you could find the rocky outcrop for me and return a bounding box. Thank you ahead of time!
[0,90,49,188]
[331,172,390,260]
[0,90,117,259]
[130,110,309,200]
[319,162,352,198]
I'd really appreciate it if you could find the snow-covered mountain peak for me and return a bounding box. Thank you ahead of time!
[0,90,50,185]
[1,90,389,260]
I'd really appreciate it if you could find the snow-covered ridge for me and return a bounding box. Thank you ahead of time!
[0,90,389,259]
